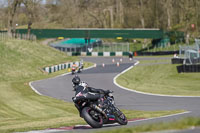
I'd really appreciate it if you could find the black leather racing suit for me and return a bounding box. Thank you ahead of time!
[74,85,106,100]
[73,85,107,116]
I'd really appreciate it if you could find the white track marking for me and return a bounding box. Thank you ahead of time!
[128,111,191,123]
[29,82,42,95]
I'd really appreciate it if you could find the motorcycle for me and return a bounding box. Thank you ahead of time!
[71,66,76,75]
[72,91,127,128]
[77,65,84,73]
[71,65,83,75]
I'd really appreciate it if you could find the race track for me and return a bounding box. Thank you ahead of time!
[30,57,200,133]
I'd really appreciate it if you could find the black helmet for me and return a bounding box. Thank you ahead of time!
[72,75,80,86]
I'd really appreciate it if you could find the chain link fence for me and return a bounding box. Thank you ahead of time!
[50,39,130,53]
[92,42,130,52]
[179,39,200,64]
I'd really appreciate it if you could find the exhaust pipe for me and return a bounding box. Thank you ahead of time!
[91,104,107,119]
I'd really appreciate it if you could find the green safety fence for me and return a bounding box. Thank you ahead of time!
[16,29,165,39]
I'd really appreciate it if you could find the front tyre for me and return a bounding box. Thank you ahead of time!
[81,107,103,128]
[115,109,128,125]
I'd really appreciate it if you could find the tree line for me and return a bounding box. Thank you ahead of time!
[0,0,199,38]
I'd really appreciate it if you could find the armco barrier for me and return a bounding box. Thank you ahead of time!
[110,52,116,56]
[103,52,110,56]
[68,52,129,57]
[92,52,98,56]
[115,52,123,56]
[67,51,176,57]
[43,61,80,73]
[81,52,87,56]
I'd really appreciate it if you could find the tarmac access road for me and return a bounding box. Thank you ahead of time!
[29,57,200,133]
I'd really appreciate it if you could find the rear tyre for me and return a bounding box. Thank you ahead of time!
[81,107,103,128]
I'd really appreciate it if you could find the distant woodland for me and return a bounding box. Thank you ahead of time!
[0,0,200,37]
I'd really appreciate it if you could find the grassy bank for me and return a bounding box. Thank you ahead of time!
[97,117,200,133]
[0,39,82,133]
[0,40,184,133]
[116,58,200,96]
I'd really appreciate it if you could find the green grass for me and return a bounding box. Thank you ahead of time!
[0,39,84,133]
[97,117,200,133]
[116,59,200,96]
[0,39,185,133]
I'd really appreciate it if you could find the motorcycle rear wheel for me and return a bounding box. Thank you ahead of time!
[81,107,103,128]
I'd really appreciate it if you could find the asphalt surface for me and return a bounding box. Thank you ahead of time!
[30,57,200,133]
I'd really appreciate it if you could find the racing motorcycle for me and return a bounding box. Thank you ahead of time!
[72,91,127,128]
[71,66,76,75]
[78,65,84,73]
[72,65,83,75]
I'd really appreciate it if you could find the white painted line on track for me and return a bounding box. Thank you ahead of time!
[128,111,191,123]
[29,82,42,95]
[103,111,191,127]
[113,60,200,98]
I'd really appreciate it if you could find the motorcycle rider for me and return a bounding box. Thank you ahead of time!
[72,62,77,68]
[71,62,77,73]
[79,59,84,69]
[72,75,112,116]
[72,75,81,90]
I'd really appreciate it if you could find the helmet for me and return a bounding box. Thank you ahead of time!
[79,81,88,88]
[72,75,80,86]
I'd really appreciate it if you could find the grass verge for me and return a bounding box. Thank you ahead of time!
[116,59,200,96]
[97,117,200,133]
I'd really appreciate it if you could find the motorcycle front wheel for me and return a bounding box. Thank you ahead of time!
[81,107,103,128]
[115,108,128,125]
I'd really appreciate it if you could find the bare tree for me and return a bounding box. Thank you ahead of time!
[7,0,22,36]
[161,0,172,30]
[138,0,145,28]
[5,0,197,38]
[115,0,124,27]
[22,0,41,39]
[194,0,200,34]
